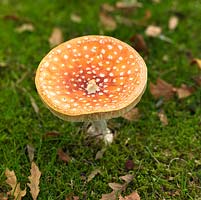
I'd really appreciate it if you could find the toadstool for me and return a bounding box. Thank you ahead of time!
[35,35,147,144]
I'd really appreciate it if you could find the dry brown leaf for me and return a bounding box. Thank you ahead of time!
[27,162,41,200]
[119,191,140,200]
[95,147,106,160]
[43,131,61,138]
[168,16,179,30]
[26,144,35,162]
[122,108,141,121]
[101,3,115,12]
[0,193,8,200]
[120,174,134,183]
[145,25,162,37]
[150,78,175,100]
[5,169,26,200]
[57,148,71,163]
[158,110,168,126]
[130,34,148,54]
[109,182,126,192]
[15,23,34,33]
[99,11,117,31]
[70,13,82,23]
[174,84,193,99]
[116,1,142,10]
[87,169,101,182]
[101,191,117,200]
[49,27,63,47]
[191,58,201,70]
[193,75,201,86]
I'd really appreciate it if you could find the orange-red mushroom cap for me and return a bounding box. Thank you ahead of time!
[35,35,147,121]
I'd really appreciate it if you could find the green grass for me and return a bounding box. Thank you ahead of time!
[0,0,201,199]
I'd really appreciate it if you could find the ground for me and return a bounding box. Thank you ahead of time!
[0,0,201,199]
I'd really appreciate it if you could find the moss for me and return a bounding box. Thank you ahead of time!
[0,0,201,199]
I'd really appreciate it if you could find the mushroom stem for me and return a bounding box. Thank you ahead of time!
[87,120,113,145]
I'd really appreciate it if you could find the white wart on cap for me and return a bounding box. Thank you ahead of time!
[35,35,147,121]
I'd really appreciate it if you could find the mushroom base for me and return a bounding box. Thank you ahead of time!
[87,120,113,145]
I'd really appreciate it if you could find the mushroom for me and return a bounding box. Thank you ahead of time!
[35,35,147,144]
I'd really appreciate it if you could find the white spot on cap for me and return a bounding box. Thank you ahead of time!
[101,49,106,54]
[127,70,132,74]
[44,62,49,67]
[53,57,58,62]
[118,45,123,50]
[64,55,68,59]
[109,72,114,77]
[99,73,105,77]
[108,45,113,49]
[66,44,71,48]
[104,78,108,83]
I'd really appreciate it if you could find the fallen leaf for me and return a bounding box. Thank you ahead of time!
[158,109,168,126]
[122,108,141,121]
[119,174,134,183]
[26,144,35,162]
[174,84,194,99]
[101,191,117,200]
[57,148,71,163]
[99,11,117,31]
[5,169,26,200]
[191,58,201,70]
[3,14,20,21]
[101,3,115,12]
[168,16,179,30]
[15,23,34,33]
[49,27,63,48]
[150,78,175,100]
[130,34,148,54]
[0,193,8,200]
[116,1,142,10]
[87,169,101,182]
[145,25,162,37]
[27,162,41,200]
[119,191,140,200]
[95,147,106,160]
[109,182,126,192]
[43,131,61,138]
[125,159,135,171]
[70,13,82,23]
[193,75,201,86]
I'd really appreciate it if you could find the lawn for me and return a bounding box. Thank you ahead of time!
[0,0,201,199]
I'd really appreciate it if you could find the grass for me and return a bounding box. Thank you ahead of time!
[0,0,201,199]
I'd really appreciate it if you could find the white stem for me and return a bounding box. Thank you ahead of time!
[87,120,113,144]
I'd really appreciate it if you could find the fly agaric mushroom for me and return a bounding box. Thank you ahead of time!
[35,35,147,144]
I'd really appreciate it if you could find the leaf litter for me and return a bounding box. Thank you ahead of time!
[101,174,134,200]
[5,169,26,200]
[150,78,194,100]
[27,162,41,200]
[168,16,179,30]
[49,27,63,48]
[5,162,41,200]
[57,148,71,163]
